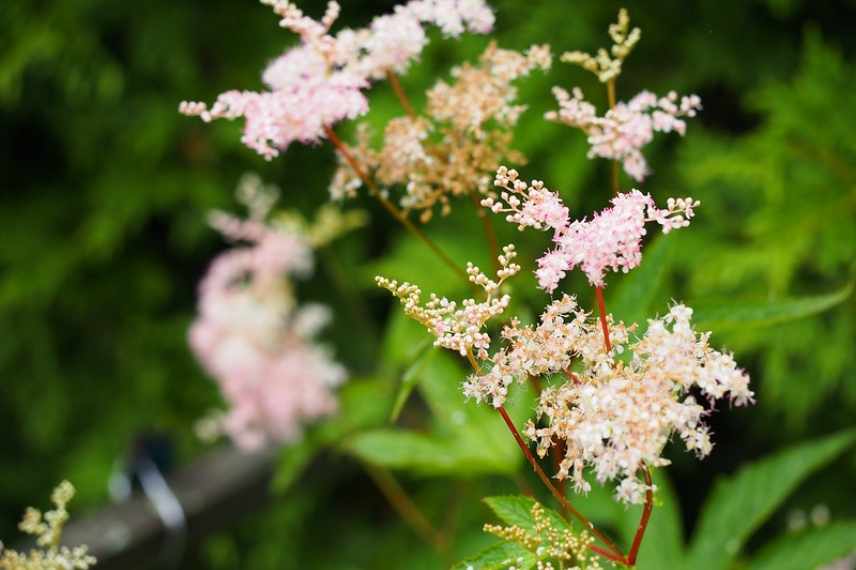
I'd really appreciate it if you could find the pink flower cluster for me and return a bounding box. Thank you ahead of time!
[180,0,493,159]
[189,204,345,450]
[485,166,699,291]
[546,87,702,181]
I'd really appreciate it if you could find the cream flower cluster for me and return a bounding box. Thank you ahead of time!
[189,182,345,450]
[485,166,699,291]
[1,481,96,570]
[376,245,519,359]
[546,87,702,181]
[463,294,630,407]
[524,302,753,504]
[180,0,493,159]
[330,43,550,221]
[560,8,640,84]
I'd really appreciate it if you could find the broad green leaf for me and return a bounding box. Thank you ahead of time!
[750,522,856,570]
[686,429,856,570]
[344,352,530,476]
[451,542,536,570]
[389,338,433,422]
[342,429,465,474]
[691,282,853,331]
[610,236,674,325]
[483,495,569,533]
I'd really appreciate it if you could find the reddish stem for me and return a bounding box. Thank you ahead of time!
[626,467,655,565]
[323,125,471,285]
[386,70,417,119]
[496,406,625,562]
[594,287,612,352]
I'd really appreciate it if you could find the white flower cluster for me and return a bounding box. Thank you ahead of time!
[521,303,753,504]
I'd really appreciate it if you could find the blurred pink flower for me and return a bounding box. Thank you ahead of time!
[189,204,345,450]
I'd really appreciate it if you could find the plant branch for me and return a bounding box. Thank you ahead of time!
[496,406,625,561]
[363,462,446,553]
[626,466,655,565]
[324,125,471,285]
[470,192,500,274]
[594,287,612,352]
[386,70,417,119]
[607,78,620,195]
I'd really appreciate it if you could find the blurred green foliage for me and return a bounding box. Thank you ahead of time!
[2,0,855,568]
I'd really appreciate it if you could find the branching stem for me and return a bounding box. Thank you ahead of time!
[386,70,417,119]
[324,126,471,285]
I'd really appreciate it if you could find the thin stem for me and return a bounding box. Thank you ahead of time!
[386,70,417,119]
[470,192,500,274]
[324,125,471,285]
[496,406,625,560]
[626,467,655,565]
[606,79,617,109]
[606,78,620,195]
[364,462,446,552]
[594,287,612,352]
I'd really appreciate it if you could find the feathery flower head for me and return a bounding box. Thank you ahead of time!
[561,8,640,84]
[376,244,520,359]
[189,178,346,449]
[521,301,753,504]
[1,481,97,569]
[486,167,699,291]
[331,43,551,221]
[546,87,702,181]
[180,0,494,159]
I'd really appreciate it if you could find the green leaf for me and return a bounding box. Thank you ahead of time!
[389,338,433,422]
[342,429,465,474]
[483,495,569,533]
[686,429,856,570]
[691,282,853,331]
[275,376,393,492]
[451,542,536,570]
[610,235,674,325]
[750,522,856,570]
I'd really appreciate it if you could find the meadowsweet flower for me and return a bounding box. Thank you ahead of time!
[522,302,753,504]
[376,245,520,358]
[546,87,702,181]
[561,8,640,84]
[189,179,346,449]
[180,0,494,159]
[332,43,551,221]
[1,481,97,570]
[486,167,699,291]
[463,294,630,407]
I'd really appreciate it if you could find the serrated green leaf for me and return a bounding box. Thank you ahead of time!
[451,542,536,570]
[483,495,569,533]
[686,429,856,570]
[691,282,853,331]
[750,522,856,570]
[610,235,674,325]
